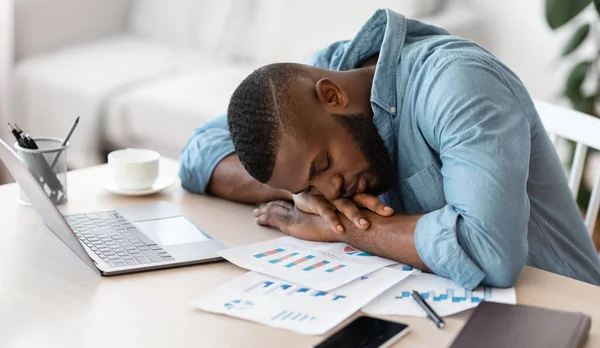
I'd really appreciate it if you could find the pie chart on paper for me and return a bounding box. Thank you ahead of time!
[344,246,374,257]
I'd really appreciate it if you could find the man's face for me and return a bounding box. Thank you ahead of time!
[268,113,394,200]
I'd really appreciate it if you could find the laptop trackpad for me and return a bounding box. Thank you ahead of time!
[134,217,210,246]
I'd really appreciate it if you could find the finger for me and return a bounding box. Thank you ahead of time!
[268,200,294,210]
[256,213,272,226]
[295,193,330,215]
[353,194,394,216]
[255,206,292,228]
[253,202,269,217]
[256,213,292,227]
[332,198,369,229]
[254,201,291,216]
[315,203,344,233]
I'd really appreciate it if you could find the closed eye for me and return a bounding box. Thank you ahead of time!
[319,153,331,173]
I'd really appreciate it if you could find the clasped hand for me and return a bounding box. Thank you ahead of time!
[253,193,394,242]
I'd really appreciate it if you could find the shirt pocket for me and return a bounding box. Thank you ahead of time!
[399,163,446,214]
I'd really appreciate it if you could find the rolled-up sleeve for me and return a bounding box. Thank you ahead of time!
[414,55,531,289]
[179,114,235,194]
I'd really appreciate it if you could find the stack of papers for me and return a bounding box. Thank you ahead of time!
[191,268,411,335]
[190,237,517,335]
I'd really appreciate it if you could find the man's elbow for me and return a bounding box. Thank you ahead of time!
[479,246,527,288]
[178,141,207,194]
[178,165,200,194]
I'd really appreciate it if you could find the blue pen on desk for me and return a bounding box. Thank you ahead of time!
[411,290,445,328]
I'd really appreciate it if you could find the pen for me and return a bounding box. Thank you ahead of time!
[7,123,28,148]
[50,116,79,169]
[13,124,38,149]
[24,134,38,149]
[411,290,445,328]
[60,116,79,146]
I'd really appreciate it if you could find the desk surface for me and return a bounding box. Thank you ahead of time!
[1,158,600,348]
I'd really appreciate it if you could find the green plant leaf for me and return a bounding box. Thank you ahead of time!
[595,0,600,17]
[546,0,591,29]
[571,95,595,114]
[564,61,591,99]
[562,24,590,56]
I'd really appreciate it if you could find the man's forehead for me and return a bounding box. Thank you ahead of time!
[267,134,315,191]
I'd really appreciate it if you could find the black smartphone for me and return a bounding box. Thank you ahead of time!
[312,316,410,348]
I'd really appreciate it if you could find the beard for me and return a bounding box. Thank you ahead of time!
[331,113,395,195]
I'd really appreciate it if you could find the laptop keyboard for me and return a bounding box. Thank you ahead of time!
[64,211,175,268]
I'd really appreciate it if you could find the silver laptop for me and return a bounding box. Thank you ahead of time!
[0,138,225,275]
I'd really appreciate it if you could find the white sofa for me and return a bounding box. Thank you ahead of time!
[4,0,489,169]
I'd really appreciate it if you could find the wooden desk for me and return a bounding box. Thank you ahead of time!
[1,158,599,348]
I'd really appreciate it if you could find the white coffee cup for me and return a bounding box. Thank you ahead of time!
[108,148,160,190]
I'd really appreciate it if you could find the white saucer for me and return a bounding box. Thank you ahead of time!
[102,175,178,196]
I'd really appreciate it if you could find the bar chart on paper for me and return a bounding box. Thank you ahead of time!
[190,268,410,335]
[218,237,399,290]
[242,277,347,302]
[387,263,423,275]
[395,287,494,303]
[362,273,516,317]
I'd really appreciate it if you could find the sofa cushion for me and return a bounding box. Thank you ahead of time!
[104,64,257,159]
[14,0,129,60]
[128,0,236,54]
[128,0,196,47]
[12,36,203,167]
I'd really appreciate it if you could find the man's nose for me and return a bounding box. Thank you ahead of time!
[314,173,343,201]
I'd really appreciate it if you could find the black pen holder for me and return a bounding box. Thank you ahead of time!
[14,137,68,206]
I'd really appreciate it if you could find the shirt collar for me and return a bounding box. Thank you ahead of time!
[332,9,407,162]
[331,9,407,115]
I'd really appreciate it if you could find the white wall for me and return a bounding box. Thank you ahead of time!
[0,0,13,183]
[473,0,569,102]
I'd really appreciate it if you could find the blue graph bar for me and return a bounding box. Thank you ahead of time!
[292,313,302,320]
[332,295,346,301]
[394,288,493,303]
[245,280,275,292]
[313,291,328,297]
[269,252,300,264]
[272,311,286,320]
[300,314,309,321]
[253,248,285,258]
[281,311,293,320]
[280,284,292,290]
[296,287,310,293]
[402,265,414,271]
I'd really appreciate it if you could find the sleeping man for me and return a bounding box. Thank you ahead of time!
[179,9,600,289]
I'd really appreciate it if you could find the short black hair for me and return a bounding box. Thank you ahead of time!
[227,63,307,183]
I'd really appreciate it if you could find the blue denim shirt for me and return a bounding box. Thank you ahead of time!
[179,9,600,289]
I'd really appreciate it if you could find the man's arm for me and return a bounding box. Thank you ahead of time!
[208,154,292,203]
[338,211,430,272]
[408,55,532,289]
[179,114,290,203]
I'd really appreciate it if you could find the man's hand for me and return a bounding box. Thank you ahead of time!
[253,201,343,242]
[254,200,429,272]
[293,193,394,233]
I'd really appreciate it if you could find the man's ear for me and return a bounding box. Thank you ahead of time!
[315,78,349,108]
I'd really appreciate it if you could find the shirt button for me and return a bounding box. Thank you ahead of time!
[390,106,397,113]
